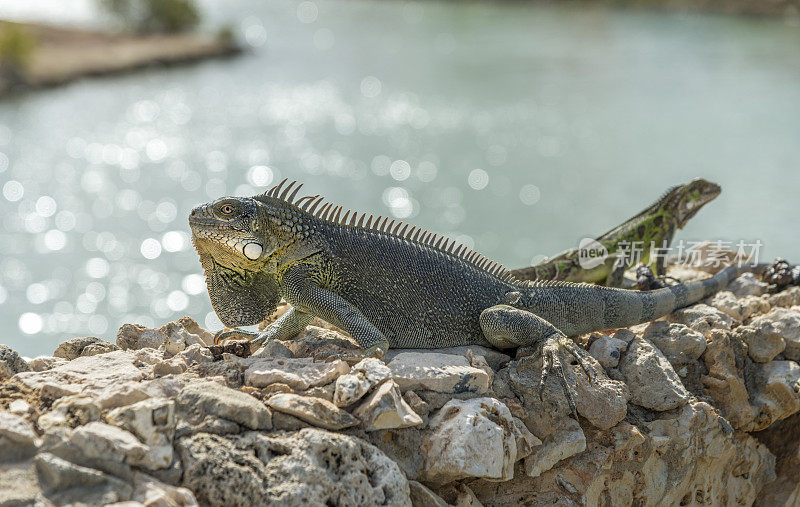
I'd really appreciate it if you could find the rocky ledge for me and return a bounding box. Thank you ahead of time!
[2,270,800,506]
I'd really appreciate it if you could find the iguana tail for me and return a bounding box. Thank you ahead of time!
[526,264,766,336]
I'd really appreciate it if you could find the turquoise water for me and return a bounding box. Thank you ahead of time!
[0,0,798,356]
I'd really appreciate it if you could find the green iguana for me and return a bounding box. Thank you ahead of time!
[189,179,746,415]
[510,178,721,287]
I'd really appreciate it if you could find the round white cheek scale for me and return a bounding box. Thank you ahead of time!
[243,243,263,260]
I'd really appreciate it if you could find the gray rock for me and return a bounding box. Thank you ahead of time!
[769,287,800,309]
[353,379,423,431]
[384,345,512,371]
[53,336,118,360]
[333,357,391,407]
[641,321,707,366]
[0,412,39,462]
[117,323,166,350]
[266,393,358,430]
[116,318,211,353]
[175,343,213,366]
[387,352,490,394]
[95,377,182,410]
[668,304,733,335]
[751,308,800,361]
[107,398,176,470]
[0,460,45,505]
[727,272,768,297]
[37,394,101,430]
[177,429,411,506]
[27,355,67,371]
[35,452,133,504]
[177,381,272,431]
[245,357,350,390]
[0,344,29,379]
[588,334,626,369]
[153,355,189,377]
[409,481,449,507]
[421,397,519,483]
[524,418,586,478]
[132,471,198,506]
[735,311,788,363]
[251,340,295,359]
[618,336,691,411]
[12,350,145,399]
[708,291,769,322]
[70,421,164,470]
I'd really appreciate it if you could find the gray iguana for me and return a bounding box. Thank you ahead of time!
[189,179,747,414]
[510,178,721,287]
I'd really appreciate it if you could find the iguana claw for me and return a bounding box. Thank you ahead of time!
[520,334,596,419]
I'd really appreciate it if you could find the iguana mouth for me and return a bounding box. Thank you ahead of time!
[189,217,227,228]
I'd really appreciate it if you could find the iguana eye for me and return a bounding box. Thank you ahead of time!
[220,204,235,215]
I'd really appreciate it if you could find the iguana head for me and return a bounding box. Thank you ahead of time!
[671,178,721,228]
[189,196,283,328]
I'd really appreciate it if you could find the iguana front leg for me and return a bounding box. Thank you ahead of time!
[213,306,313,351]
[479,304,596,417]
[281,267,390,362]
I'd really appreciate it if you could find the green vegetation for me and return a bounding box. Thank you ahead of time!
[98,0,201,34]
[0,22,36,71]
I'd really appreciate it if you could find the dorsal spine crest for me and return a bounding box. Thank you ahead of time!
[255,179,517,282]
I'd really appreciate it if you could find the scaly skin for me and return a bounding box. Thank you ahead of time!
[189,179,745,416]
[510,178,721,286]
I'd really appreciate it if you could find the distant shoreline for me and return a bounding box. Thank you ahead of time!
[0,21,243,98]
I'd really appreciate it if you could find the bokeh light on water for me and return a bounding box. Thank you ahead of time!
[1,0,799,356]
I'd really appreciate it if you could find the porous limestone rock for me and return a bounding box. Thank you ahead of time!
[505,344,628,431]
[668,303,733,335]
[177,429,411,506]
[107,398,176,469]
[352,379,423,431]
[523,417,586,478]
[116,323,165,350]
[701,329,758,430]
[176,343,214,366]
[37,394,100,430]
[618,335,690,411]
[245,357,350,390]
[177,381,272,431]
[752,308,800,361]
[35,452,133,504]
[769,286,800,308]
[735,311,788,363]
[27,356,66,371]
[728,272,769,297]
[749,360,800,431]
[588,334,626,369]
[53,336,119,360]
[640,321,706,366]
[0,344,29,379]
[70,421,162,470]
[469,402,775,506]
[116,317,210,352]
[266,393,358,430]
[95,377,182,410]
[0,412,39,461]
[384,345,512,371]
[131,472,198,506]
[333,357,391,407]
[153,355,189,377]
[709,291,770,321]
[408,481,449,507]
[387,352,490,394]
[12,350,144,399]
[421,397,519,483]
